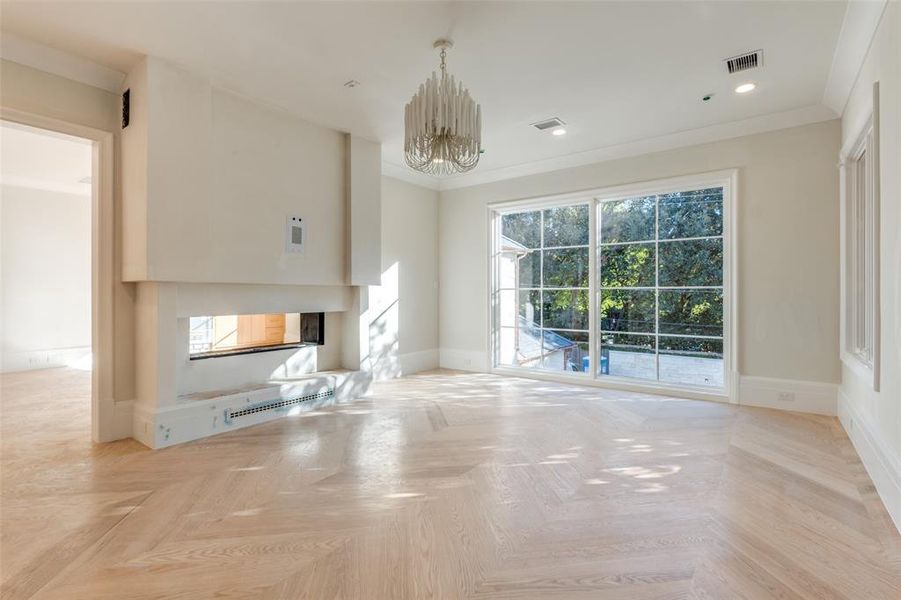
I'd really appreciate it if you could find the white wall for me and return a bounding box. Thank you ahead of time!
[347,135,382,285]
[343,177,440,381]
[381,176,439,358]
[837,2,901,531]
[0,184,91,371]
[439,121,841,396]
[122,57,347,286]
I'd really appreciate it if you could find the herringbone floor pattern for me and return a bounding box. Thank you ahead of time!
[1,368,899,599]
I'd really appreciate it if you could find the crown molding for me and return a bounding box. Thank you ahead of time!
[822,0,888,115]
[437,103,838,191]
[0,32,125,93]
[381,160,441,190]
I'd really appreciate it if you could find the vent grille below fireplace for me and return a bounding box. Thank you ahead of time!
[224,389,334,423]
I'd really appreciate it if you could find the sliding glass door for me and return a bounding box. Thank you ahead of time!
[599,188,724,387]
[495,203,590,373]
[491,175,731,393]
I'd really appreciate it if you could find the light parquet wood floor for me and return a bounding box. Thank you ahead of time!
[2,368,900,599]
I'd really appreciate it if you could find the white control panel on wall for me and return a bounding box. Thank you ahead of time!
[285,215,306,254]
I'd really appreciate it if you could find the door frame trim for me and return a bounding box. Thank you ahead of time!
[1,107,119,442]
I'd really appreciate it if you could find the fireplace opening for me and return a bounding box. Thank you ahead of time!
[188,312,324,360]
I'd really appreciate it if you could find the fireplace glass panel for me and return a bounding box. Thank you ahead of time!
[188,312,323,359]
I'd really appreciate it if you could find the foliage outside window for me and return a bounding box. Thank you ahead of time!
[599,188,724,387]
[496,204,590,373]
[493,181,728,391]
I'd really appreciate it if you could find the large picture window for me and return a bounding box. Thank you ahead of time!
[491,174,732,394]
[599,188,724,387]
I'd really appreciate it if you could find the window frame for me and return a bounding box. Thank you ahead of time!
[491,199,593,372]
[487,170,738,403]
[840,81,881,391]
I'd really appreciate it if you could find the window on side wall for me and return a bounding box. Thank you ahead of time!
[845,116,880,380]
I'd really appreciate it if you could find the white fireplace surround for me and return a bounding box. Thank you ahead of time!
[133,282,361,448]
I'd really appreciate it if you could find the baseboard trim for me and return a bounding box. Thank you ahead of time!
[399,349,439,375]
[838,390,901,533]
[438,348,488,372]
[738,375,837,416]
[1,346,92,373]
[109,399,134,442]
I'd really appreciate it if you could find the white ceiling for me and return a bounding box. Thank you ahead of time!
[0,122,93,195]
[0,1,849,188]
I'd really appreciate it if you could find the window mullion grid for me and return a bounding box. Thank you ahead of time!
[497,186,728,387]
[654,195,660,382]
[856,156,867,358]
[601,330,723,341]
[865,133,875,363]
[595,201,602,376]
[539,210,545,366]
[600,233,722,247]
[589,198,598,378]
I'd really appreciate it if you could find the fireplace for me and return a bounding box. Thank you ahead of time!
[188,312,324,360]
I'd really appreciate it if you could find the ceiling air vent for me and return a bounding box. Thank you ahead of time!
[725,50,763,74]
[532,117,565,131]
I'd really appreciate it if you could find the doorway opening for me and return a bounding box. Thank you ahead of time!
[0,120,94,438]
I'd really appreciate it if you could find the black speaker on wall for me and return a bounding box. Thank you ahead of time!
[122,89,130,128]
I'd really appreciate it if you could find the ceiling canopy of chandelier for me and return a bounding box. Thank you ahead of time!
[404,39,482,176]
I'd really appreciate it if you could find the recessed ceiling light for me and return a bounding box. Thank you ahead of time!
[735,82,756,94]
[552,128,567,136]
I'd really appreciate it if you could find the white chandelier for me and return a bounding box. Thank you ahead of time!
[404,39,482,176]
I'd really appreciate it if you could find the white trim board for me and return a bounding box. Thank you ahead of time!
[492,366,730,404]
[822,0,889,115]
[387,104,837,192]
[0,33,125,93]
[433,365,839,418]
[838,390,901,533]
[0,346,92,373]
[439,348,489,373]
[381,162,440,191]
[738,375,838,416]
[399,349,440,375]
[3,33,841,197]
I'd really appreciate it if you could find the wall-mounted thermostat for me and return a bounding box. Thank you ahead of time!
[285,215,306,254]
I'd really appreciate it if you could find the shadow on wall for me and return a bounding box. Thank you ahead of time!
[267,345,319,381]
[367,262,400,382]
[259,262,402,386]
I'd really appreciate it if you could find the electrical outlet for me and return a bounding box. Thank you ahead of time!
[777,392,795,402]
